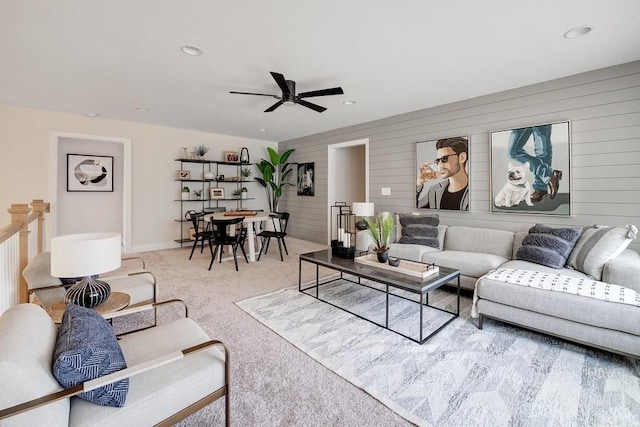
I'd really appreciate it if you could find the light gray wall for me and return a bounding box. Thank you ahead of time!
[279,61,640,253]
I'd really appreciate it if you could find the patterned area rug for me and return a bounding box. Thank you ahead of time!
[237,278,640,426]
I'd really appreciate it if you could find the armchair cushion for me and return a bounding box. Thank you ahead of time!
[53,304,129,407]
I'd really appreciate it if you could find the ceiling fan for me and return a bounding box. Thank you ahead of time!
[230,71,344,113]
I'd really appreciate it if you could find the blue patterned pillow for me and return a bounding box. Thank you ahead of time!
[53,303,129,407]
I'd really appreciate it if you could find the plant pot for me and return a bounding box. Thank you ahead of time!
[241,193,247,199]
[181,192,190,200]
[376,250,389,263]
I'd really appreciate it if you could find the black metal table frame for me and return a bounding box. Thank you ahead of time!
[298,254,460,344]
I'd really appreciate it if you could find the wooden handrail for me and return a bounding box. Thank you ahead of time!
[1,200,50,305]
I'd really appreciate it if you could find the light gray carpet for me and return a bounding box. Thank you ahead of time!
[237,278,640,426]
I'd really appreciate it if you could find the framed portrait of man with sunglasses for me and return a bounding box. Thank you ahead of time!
[415,136,469,211]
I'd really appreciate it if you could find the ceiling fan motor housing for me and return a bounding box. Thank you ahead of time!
[284,80,296,105]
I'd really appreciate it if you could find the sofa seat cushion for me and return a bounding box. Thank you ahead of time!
[69,318,226,427]
[53,304,129,407]
[421,250,508,279]
[388,243,439,262]
[0,304,69,426]
[475,275,640,336]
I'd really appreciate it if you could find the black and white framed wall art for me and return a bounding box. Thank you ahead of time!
[491,121,571,216]
[415,136,470,211]
[297,162,314,196]
[67,153,114,192]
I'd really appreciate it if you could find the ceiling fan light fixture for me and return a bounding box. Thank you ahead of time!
[180,45,203,56]
[283,100,295,107]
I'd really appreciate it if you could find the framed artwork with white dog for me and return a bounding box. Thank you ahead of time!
[490,121,571,215]
[415,136,470,211]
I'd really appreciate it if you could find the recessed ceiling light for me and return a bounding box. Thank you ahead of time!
[86,112,100,118]
[136,107,150,112]
[259,128,268,132]
[343,100,356,105]
[563,26,592,39]
[180,45,203,56]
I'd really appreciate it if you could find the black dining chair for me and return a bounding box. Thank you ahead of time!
[185,210,213,259]
[257,212,290,262]
[209,217,249,271]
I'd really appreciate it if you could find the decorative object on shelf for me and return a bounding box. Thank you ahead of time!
[50,232,121,309]
[240,166,252,179]
[352,202,375,230]
[224,151,240,163]
[193,189,203,200]
[296,162,314,196]
[178,170,191,180]
[255,147,295,212]
[490,121,570,216]
[363,212,394,263]
[193,144,209,160]
[181,147,188,159]
[232,187,248,199]
[67,153,114,192]
[203,171,215,180]
[182,186,190,200]
[210,187,225,199]
[240,147,250,164]
[217,174,225,181]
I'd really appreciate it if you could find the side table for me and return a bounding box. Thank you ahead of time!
[46,291,131,324]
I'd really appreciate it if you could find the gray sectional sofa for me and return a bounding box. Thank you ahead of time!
[365,215,640,357]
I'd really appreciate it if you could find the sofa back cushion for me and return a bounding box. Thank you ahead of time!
[444,226,514,259]
[516,224,583,268]
[0,304,69,426]
[567,225,637,280]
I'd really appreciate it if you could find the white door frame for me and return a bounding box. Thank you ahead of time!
[327,138,369,245]
[49,132,132,252]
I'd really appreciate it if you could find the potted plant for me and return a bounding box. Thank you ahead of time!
[240,166,252,180]
[232,188,242,199]
[181,186,190,200]
[193,144,209,160]
[240,186,248,199]
[255,147,295,212]
[193,189,203,200]
[363,212,395,262]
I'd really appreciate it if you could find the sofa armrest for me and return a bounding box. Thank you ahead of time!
[602,249,640,292]
[0,339,230,424]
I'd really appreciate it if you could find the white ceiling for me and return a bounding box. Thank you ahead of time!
[1,1,639,142]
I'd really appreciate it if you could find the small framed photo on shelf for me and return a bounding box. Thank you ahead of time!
[210,187,225,199]
[178,170,191,180]
[224,151,240,163]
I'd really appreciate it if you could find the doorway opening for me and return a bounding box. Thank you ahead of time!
[327,138,369,245]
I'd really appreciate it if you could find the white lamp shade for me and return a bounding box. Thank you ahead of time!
[352,202,375,217]
[51,232,122,277]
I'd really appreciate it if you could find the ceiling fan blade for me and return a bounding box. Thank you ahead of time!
[230,91,278,97]
[297,99,326,113]
[264,100,284,112]
[270,72,291,95]
[298,87,344,98]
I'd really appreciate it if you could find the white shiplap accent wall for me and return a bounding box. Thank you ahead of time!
[280,61,640,253]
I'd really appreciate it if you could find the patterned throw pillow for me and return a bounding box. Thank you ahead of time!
[53,303,129,407]
[397,213,439,248]
[516,224,583,269]
[567,225,637,280]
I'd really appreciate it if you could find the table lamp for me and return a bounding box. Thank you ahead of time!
[352,202,375,230]
[50,232,121,308]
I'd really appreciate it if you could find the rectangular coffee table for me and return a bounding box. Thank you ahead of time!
[298,249,460,344]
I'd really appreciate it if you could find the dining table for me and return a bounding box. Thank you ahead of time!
[203,212,273,262]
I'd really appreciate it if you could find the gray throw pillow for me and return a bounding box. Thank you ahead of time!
[516,224,583,269]
[398,213,439,248]
[567,224,637,280]
[53,303,129,407]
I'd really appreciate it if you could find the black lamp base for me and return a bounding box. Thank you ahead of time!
[64,276,111,308]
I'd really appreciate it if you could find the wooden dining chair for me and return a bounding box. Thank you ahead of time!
[209,217,249,271]
[257,212,290,262]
